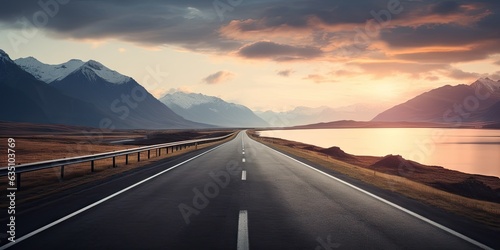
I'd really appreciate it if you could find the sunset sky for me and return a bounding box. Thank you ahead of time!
[1,0,499,116]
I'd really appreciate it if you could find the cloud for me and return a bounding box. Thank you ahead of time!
[0,1,242,52]
[447,68,481,80]
[202,71,234,84]
[238,41,322,61]
[425,76,440,81]
[430,1,462,15]
[331,69,360,77]
[1,0,499,67]
[494,60,500,66]
[303,74,338,84]
[277,69,294,77]
[393,41,500,63]
[350,62,447,79]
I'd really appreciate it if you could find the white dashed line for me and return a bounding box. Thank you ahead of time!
[237,210,249,250]
[242,170,247,180]
[242,158,246,163]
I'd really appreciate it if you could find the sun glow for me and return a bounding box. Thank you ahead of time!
[372,83,398,100]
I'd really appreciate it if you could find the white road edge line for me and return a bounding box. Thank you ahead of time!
[0,142,230,250]
[257,141,493,250]
[237,210,249,250]
[242,170,247,181]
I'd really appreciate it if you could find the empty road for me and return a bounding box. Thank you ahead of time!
[1,131,494,249]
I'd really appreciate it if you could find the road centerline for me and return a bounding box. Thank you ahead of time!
[237,210,249,250]
[242,170,247,181]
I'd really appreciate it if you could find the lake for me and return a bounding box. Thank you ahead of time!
[259,128,500,177]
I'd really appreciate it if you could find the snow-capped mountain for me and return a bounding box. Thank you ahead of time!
[0,49,126,127]
[49,61,205,129]
[372,78,500,123]
[7,51,207,129]
[76,60,131,84]
[0,49,10,63]
[257,104,387,127]
[15,57,84,83]
[15,57,131,84]
[163,92,221,109]
[160,92,269,128]
[471,77,500,93]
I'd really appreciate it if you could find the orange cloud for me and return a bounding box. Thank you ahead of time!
[202,71,235,84]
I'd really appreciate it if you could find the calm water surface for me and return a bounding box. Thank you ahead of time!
[260,128,500,177]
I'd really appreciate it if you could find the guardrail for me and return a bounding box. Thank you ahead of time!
[1,132,235,189]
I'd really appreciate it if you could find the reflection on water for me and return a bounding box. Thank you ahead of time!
[260,128,500,177]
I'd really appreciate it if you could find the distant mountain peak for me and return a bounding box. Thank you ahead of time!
[0,49,8,57]
[471,77,500,93]
[162,91,223,109]
[84,60,104,70]
[0,49,12,62]
[77,60,130,84]
[15,57,84,83]
[160,91,269,127]
[14,56,130,85]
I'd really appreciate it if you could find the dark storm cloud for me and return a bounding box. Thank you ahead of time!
[0,0,241,51]
[431,1,462,15]
[238,41,322,61]
[1,0,499,64]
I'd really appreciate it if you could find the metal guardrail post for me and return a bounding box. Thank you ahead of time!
[91,160,95,172]
[138,152,141,162]
[125,154,129,165]
[113,156,116,168]
[148,150,150,159]
[61,165,65,179]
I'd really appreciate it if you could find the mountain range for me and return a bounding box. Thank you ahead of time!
[1,50,118,128]
[372,78,500,124]
[2,48,499,129]
[256,104,388,127]
[2,50,203,129]
[160,92,269,128]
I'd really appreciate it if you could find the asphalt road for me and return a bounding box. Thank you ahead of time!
[0,131,495,249]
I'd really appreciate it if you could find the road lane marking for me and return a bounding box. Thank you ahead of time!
[237,210,249,250]
[242,158,246,163]
[0,142,232,250]
[242,152,245,155]
[256,141,494,250]
[242,170,247,180]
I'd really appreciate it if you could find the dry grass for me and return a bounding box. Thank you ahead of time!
[0,132,235,207]
[248,131,500,229]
